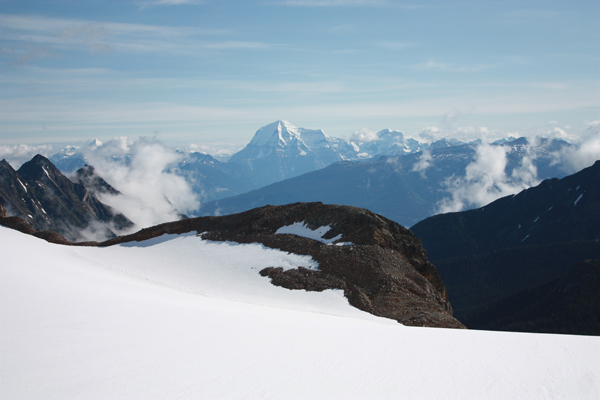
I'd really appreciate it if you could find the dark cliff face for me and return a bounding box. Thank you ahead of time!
[462,259,600,336]
[410,160,600,329]
[101,202,464,329]
[0,155,133,241]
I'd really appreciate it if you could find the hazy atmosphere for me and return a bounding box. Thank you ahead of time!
[1,0,598,151]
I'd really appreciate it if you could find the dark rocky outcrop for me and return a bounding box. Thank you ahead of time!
[0,155,133,241]
[100,202,464,328]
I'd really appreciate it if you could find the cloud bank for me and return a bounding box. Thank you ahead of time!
[436,143,540,214]
[81,137,200,231]
[0,144,53,168]
[553,120,600,174]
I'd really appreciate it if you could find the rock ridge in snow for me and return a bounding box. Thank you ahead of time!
[97,202,463,328]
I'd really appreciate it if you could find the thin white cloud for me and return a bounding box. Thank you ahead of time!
[0,144,54,168]
[411,149,433,178]
[0,13,274,63]
[276,0,388,6]
[274,0,425,8]
[136,0,207,10]
[149,0,205,5]
[376,41,417,51]
[414,59,498,73]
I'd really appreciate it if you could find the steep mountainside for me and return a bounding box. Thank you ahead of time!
[199,138,570,227]
[462,259,600,335]
[411,160,600,260]
[411,160,600,325]
[72,165,122,196]
[100,202,464,328]
[0,155,132,241]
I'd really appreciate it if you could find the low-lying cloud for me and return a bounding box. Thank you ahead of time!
[411,149,432,178]
[436,143,540,214]
[551,120,600,174]
[81,137,200,232]
[349,129,379,143]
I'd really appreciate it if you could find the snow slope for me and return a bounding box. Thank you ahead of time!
[1,226,599,399]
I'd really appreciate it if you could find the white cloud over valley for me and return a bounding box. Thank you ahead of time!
[436,143,541,214]
[82,137,200,231]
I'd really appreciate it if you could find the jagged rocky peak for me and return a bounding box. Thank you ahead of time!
[73,165,121,196]
[0,154,133,242]
[17,154,61,182]
[102,202,464,328]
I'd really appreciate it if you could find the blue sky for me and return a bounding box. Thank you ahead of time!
[0,0,598,149]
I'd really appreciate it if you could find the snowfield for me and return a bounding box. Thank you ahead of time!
[1,226,599,399]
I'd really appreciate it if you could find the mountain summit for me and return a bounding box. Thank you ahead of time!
[227,120,348,186]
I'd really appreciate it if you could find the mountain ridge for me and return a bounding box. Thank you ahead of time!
[410,159,600,330]
[0,155,132,241]
[0,200,464,328]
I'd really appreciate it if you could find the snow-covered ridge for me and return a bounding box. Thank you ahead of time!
[276,221,352,246]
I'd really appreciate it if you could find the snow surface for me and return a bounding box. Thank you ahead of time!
[575,193,584,206]
[276,221,343,245]
[1,226,599,399]
[17,178,27,192]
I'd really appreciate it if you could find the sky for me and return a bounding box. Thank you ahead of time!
[0,0,599,152]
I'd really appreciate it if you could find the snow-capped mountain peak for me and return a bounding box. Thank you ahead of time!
[248,120,299,148]
[227,121,346,187]
[89,138,103,148]
[356,128,425,156]
[231,121,332,160]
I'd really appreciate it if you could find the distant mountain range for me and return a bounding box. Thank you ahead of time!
[197,136,571,227]
[47,120,487,204]
[5,121,582,239]
[411,160,600,334]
